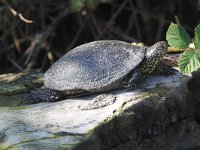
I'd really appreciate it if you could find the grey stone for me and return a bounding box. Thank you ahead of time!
[0,71,198,150]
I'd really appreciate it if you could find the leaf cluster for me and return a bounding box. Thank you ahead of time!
[166,23,200,74]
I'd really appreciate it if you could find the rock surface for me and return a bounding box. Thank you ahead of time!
[0,71,198,150]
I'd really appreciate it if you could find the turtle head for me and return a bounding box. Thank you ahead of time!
[146,41,167,60]
[142,41,168,74]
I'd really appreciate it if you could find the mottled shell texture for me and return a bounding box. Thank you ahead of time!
[44,40,146,91]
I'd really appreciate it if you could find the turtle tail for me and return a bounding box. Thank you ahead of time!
[28,89,65,103]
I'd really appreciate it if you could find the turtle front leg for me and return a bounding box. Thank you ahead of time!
[154,61,176,75]
[122,68,144,89]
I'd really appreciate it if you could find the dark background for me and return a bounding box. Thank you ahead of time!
[0,0,199,73]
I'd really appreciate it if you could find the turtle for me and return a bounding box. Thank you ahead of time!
[29,40,174,103]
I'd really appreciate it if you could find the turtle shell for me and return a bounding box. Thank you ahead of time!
[44,40,146,91]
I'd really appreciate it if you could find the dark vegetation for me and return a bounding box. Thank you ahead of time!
[0,0,199,73]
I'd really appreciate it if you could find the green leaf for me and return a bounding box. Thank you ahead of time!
[194,24,200,49]
[166,23,191,48]
[71,0,86,12]
[179,49,200,73]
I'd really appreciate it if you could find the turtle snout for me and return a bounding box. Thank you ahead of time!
[146,41,167,58]
[154,41,168,57]
[159,41,168,52]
